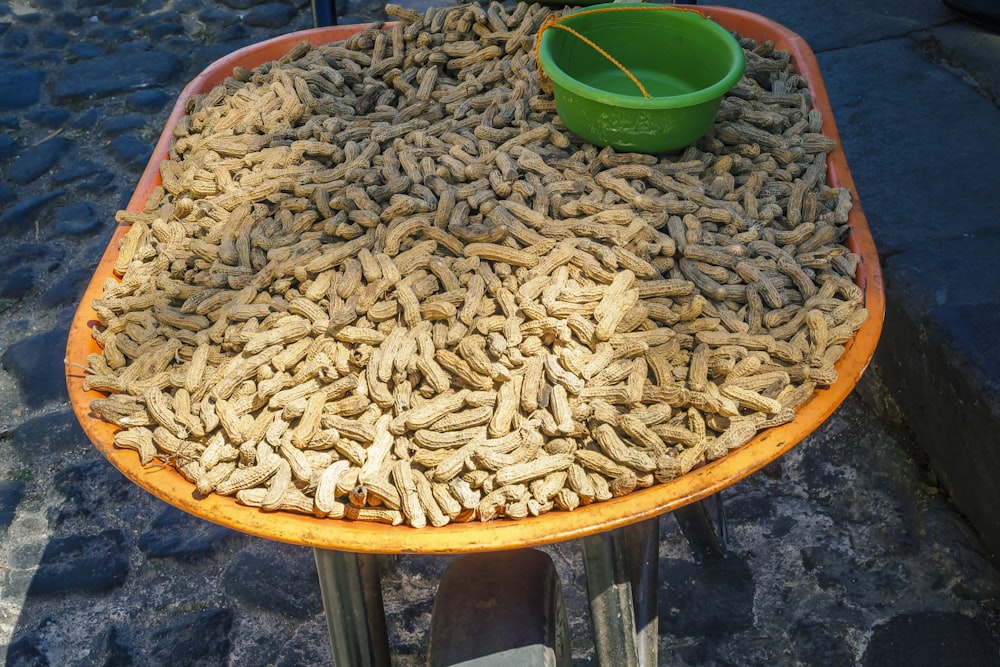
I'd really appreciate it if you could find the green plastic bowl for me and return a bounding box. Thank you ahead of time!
[537,3,746,153]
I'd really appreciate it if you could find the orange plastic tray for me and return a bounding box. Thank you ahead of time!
[65,7,884,555]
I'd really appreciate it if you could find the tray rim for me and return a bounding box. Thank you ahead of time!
[65,6,885,554]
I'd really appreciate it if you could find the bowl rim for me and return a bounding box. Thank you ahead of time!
[538,2,746,110]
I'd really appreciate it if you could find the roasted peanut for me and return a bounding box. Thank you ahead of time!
[86,3,868,527]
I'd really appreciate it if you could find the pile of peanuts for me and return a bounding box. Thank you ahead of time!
[83,3,867,527]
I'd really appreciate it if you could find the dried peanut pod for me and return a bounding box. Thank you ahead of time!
[617,414,668,456]
[488,376,520,437]
[392,460,427,529]
[143,388,186,440]
[478,483,528,521]
[722,370,791,395]
[242,318,311,355]
[113,427,157,466]
[433,441,482,483]
[457,335,494,378]
[719,384,783,414]
[235,487,267,508]
[574,448,629,478]
[608,470,638,497]
[413,426,487,450]
[426,405,492,432]
[200,432,239,471]
[430,479,465,519]
[531,470,568,504]
[215,453,282,495]
[344,505,404,525]
[494,453,573,487]
[315,460,352,516]
[463,242,540,268]
[290,391,326,448]
[543,355,584,394]
[261,459,294,511]
[410,472,449,527]
[279,437,314,483]
[548,383,576,435]
[554,487,580,511]
[566,462,597,503]
[706,419,758,461]
[113,221,149,276]
[403,389,471,431]
[436,349,493,391]
[476,429,543,470]
[357,415,394,487]
[505,496,531,520]
[804,309,829,365]
[593,423,657,473]
[447,475,482,511]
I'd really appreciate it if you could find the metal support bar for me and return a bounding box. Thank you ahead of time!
[359,554,391,666]
[673,495,728,562]
[311,0,338,28]
[313,548,390,667]
[579,529,639,666]
[624,518,660,667]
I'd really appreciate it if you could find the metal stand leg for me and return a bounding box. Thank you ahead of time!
[579,529,639,666]
[313,548,390,667]
[673,495,728,562]
[311,0,338,27]
[359,554,391,666]
[624,518,660,667]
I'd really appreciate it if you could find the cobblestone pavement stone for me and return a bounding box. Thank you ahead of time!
[1,1,998,665]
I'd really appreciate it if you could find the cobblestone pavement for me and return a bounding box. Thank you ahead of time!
[1,1,999,665]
